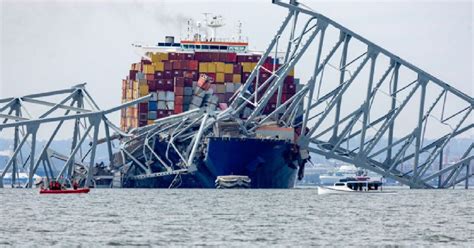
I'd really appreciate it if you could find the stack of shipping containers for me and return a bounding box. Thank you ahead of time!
[121,50,296,131]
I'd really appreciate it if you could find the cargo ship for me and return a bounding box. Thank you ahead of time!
[113,15,308,188]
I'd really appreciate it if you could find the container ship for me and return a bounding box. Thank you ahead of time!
[113,15,308,188]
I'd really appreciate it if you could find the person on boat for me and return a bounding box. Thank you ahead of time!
[72,181,78,190]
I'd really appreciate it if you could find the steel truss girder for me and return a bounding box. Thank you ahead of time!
[0,84,150,188]
[228,0,473,188]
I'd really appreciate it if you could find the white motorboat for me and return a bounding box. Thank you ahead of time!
[317,177,395,195]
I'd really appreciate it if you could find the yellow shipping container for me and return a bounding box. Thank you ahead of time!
[288,67,295,76]
[143,64,154,74]
[216,62,225,73]
[158,52,169,61]
[199,62,208,73]
[138,79,147,86]
[208,62,216,73]
[126,89,132,99]
[232,74,241,83]
[133,80,139,90]
[150,53,159,63]
[224,64,233,74]
[242,62,253,73]
[139,84,149,96]
[216,73,225,83]
[154,62,164,72]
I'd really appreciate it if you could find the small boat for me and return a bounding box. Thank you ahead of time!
[215,175,251,189]
[40,188,90,194]
[317,176,395,195]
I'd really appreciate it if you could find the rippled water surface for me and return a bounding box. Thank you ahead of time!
[0,188,473,246]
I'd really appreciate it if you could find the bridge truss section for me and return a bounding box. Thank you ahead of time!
[229,0,473,188]
[0,84,149,188]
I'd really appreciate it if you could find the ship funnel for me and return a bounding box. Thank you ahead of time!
[165,36,175,43]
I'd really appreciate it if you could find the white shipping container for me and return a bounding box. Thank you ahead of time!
[165,92,175,101]
[150,92,158,101]
[234,83,242,91]
[166,101,175,109]
[157,91,166,101]
[225,83,234,93]
[157,100,167,110]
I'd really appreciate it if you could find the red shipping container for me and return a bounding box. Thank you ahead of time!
[210,52,220,62]
[175,86,184,96]
[181,60,189,69]
[252,55,262,62]
[175,77,185,87]
[226,53,237,63]
[155,71,163,78]
[285,83,296,94]
[206,73,216,83]
[184,77,193,87]
[183,71,193,79]
[174,105,184,114]
[164,71,173,79]
[236,55,248,63]
[141,59,152,65]
[195,52,210,62]
[224,73,233,82]
[175,96,184,105]
[168,52,178,60]
[184,53,194,60]
[164,62,173,71]
[165,79,174,91]
[177,53,186,60]
[284,76,294,84]
[172,61,181,70]
[189,60,199,70]
[148,80,157,91]
[233,64,242,74]
[242,72,251,83]
[218,53,228,62]
[157,79,166,90]
[173,70,182,77]
[139,103,148,112]
[129,70,138,80]
[145,73,155,81]
[191,71,199,81]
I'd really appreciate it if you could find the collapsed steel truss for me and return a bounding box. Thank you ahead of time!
[0,84,149,188]
[229,0,473,188]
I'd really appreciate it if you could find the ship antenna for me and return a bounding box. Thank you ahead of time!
[236,20,242,42]
[186,18,193,40]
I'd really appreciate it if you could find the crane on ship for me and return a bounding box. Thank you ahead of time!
[0,0,472,189]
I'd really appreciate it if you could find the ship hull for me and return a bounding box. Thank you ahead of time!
[124,137,298,188]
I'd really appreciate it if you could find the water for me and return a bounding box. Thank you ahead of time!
[0,188,473,247]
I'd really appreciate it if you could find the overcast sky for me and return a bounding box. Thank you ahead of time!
[0,0,472,140]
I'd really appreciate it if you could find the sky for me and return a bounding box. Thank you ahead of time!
[0,0,472,140]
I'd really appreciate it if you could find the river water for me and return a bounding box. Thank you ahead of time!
[0,188,472,247]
